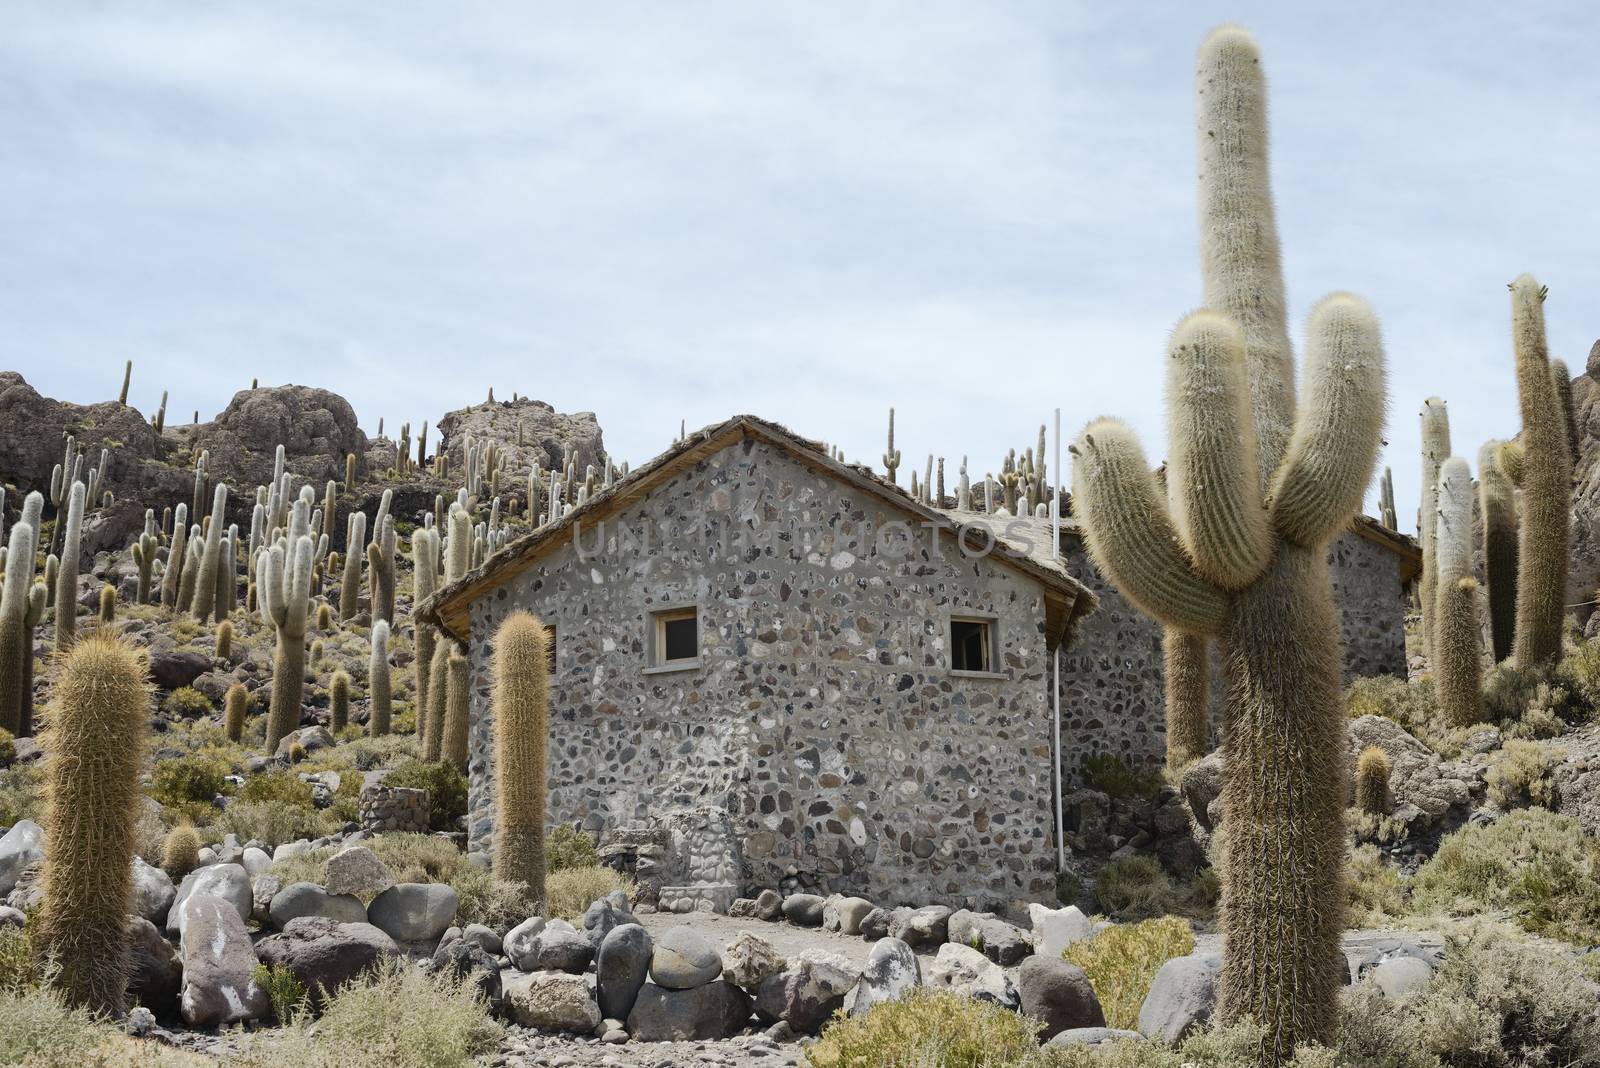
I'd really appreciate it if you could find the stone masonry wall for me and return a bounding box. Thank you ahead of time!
[463,437,1058,909]
[1057,528,1408,780]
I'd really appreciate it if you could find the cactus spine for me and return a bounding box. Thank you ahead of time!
[442,649,470,773]
[31,633,149,1014]
[1477,441,1518,664]
[1510,276,1573,669]
[491,612,549,905]
[262,535,314,754]
[1163,630,1209,768]
[0,520,36,735]
[329,670,350,733]
[368,619,391,736]
[1354,746,1391,815]
[54,480,85,652]
[224,681,247,742]
[190,483,229,621]
[1070,28,1385,1062]
[1434,458,1481,725]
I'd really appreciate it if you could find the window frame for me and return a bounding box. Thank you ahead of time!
[644,602,702,674]
[948,612,1004,678]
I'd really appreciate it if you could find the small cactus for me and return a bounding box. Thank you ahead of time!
[329,670,350,733]
[31,633,150,1014]
[162,822,202,879]
[316,602,333,631]
[216,619,234,661]
[224,682,248,742]
[1354,746,1391,815]
[491,612,549,905]
[368,619,391,737]
[98,584,116,624]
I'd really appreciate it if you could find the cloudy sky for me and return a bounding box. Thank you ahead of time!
[3,2,1597,531]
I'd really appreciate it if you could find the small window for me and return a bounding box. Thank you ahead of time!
[652,607,699,668]
[951,618,994,673]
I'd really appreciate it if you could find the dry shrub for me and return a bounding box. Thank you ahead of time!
[1484,738,1558,808]
[1062,916,1194,1029]
[544,866,630,923]
[806,989,1040,1068]
[1092,856,1217,922]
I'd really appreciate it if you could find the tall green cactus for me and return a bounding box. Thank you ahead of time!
[423,639,449,762]
[412,527,440,732]
[190,483,229,621]
[1417,397,1451,663]
[1069,27,1385,1063]
[224,681,247,742]
[368,619,391,737]
[442,649,469,773]
[262,535,314,754]
[1434,457,1481,725]
[54,480,85,653]
[367,516,395,624]
[491,611,550,905]
[329,669,350,733]
[340,511,366,621]
[1477,441,1518,664]
[132,528,157,604]
[0,520,36,735]
[1510,276,1573,669]
[160,503,188,610]
[1551,357,1580,465]
[31,633,149,1014]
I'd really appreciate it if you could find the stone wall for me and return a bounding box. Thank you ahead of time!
[462,437,1059,909]
[1056,528,1408,779]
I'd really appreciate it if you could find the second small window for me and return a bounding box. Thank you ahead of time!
[950,617,995,673]
[653,607,699,667]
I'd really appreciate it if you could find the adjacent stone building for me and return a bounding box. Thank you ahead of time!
[422,414,1417,911]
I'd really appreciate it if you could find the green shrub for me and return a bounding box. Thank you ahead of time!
[0,982,106,1066]
[0,765,42,828]
[1063,916,1194,1029]
[545,866,631,923]
[383,759,466,831]
[1093,856,1217,922]
[1079,753,1161,801]
[1411,808,1600,946]
[1344,675,1460,755]
[253,962,309,1024]
[0,926,38,995]
[1556,638,1600,723]
[161,686,213,718]
[216,800,337,849]
[148,754,232,807]
[450,867,535,930]
[238,770,315,808]
[1340,925,1600,1068]
[0,728,15,764]
[1485,738,1558,808]
[807,990,1040,1068]
[1345,843,1406,926]
[546,824,598,873]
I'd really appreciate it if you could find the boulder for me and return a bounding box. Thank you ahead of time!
[948,909,1031,966]
[192,384,367,489]
[267,882,367,929]
[274,726,335,760]
[147,651,212,692]
[626,980,753,1041]
[179,894,269,1027]
[1347,716,1476,832]
[129,857,176,926]
[754,949,857,1033]
[366,883,457,944]
[753,888,782,920]
[428,938,502,1008]
[255,917,400,1007]
[240,847,272,876]
[889,905,952,950]
[436,397,604,482]
[167,863,251,936]
[503,970,602,1033]
[822,896,875,937]
[1137,953,1220,1045]
[0,905,23,928]
[1029,904,1094,960]
[924,942,1018,1009]
[780,893,826,927]
[1180,753,1225,834]
[651,926,723,990]
[511,918,593,974]
[849,937,919,1016]
[504,916,545,967]
[323,845,394,898]
[459,923,502,956]
[723,930,787,994]
[251,873,283,925]
[596,923,653,1020]
[1018,956,1105,1040]
[1372,956,1434,999]
[859,907,894,941]
[127,915,183,1019]
[581,896,637,950]
[0,819,43,896]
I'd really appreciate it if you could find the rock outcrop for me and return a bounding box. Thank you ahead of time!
[1566,341,1600,626]
[437,397,604,478]
[192,384,367,488]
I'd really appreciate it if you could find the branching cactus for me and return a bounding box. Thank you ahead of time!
[31,633,149,1014]
[1477,441,1518,663]
[368,619,391,737]
[1434,458,1481,725]
[1509,276,1573,669]
[1417,397,1451,663]
[1069,27,1386,1062]
[262,535,314,754]
[54,481,85,653]
[491,611,550,906]
[191,483,229,621]
[132,528,158,604]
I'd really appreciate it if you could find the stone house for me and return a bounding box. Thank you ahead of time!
[421,414,1417,911]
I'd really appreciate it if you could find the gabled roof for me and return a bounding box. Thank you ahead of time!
[416,414,1097,648]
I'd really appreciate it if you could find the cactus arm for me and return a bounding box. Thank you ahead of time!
[1269,294,1387,548]
[1164,310,1272,589]
[1070,419,1229,635]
